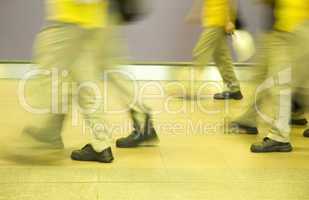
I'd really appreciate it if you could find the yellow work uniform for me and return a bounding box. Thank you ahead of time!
[233,0,309,143]
[47,0,108,28]
[183,0,240,95]
[274,0,309,32]
[192,27,240,92]
[23,0,149,152]
[202,0,232,27]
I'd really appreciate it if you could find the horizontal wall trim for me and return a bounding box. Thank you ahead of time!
[0,63,255,81]
[0,60,256,67]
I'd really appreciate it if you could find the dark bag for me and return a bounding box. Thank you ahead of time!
[110,0,147,23]
[235,17,244,30]
[235,11,245,30]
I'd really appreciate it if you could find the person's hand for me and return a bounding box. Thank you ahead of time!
[185,13,201,24]
[225,21,235,34]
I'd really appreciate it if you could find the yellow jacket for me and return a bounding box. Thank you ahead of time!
[46,0,108,28]
[202,0,234,27]
[274,0,309,32]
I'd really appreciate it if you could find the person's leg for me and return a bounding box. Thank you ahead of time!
[229,99,262,134]
[21,115,66,149]
[177,27,219,98]
[251,31,293,152]
[99,56,159,147]
[92,28,159,148]
[231,32,306,134]
[213,30,243,100]
[290,21,309,137]
[230,33,271,133]
[266,33,293,142]
[71,28,158,150]
[68,28,114,162]
[69,76,114,162]
[20,23,84,150]
[290,93,307,125]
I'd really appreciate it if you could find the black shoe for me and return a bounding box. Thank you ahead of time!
[116,111,159,148]
[303,129,309,137]
[214,91,243,100]
[250,137,293,153]
[71,144,114,163]
[229,122,258,135]
[290,118,308,126]
[116,129,159,148]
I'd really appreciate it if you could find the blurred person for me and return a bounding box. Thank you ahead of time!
[293,19,309,138]
[184,0,243,100]
[19,0,159,163]
[231,0,309,152]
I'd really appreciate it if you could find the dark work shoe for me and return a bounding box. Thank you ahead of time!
[71,144,114,163]
[116,129,159,148]
[290,118,308,126]
[116,112,160,148]
[229,122,258,135]
[303,129,309,137]
[250,137,293,153]
[214,91,243,100]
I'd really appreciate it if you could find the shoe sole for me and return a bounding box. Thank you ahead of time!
[71,154,114,163]
[251,146,293,153]
[214,96,243,100]
[239,130,258,135]
[229,127,258,135]
[116,137,160,148]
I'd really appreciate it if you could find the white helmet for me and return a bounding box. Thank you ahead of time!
[232,30,256,62]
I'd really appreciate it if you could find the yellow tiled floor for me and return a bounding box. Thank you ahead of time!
[1,79,309,200]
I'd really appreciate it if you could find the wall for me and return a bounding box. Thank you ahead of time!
[0,0,266,61]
